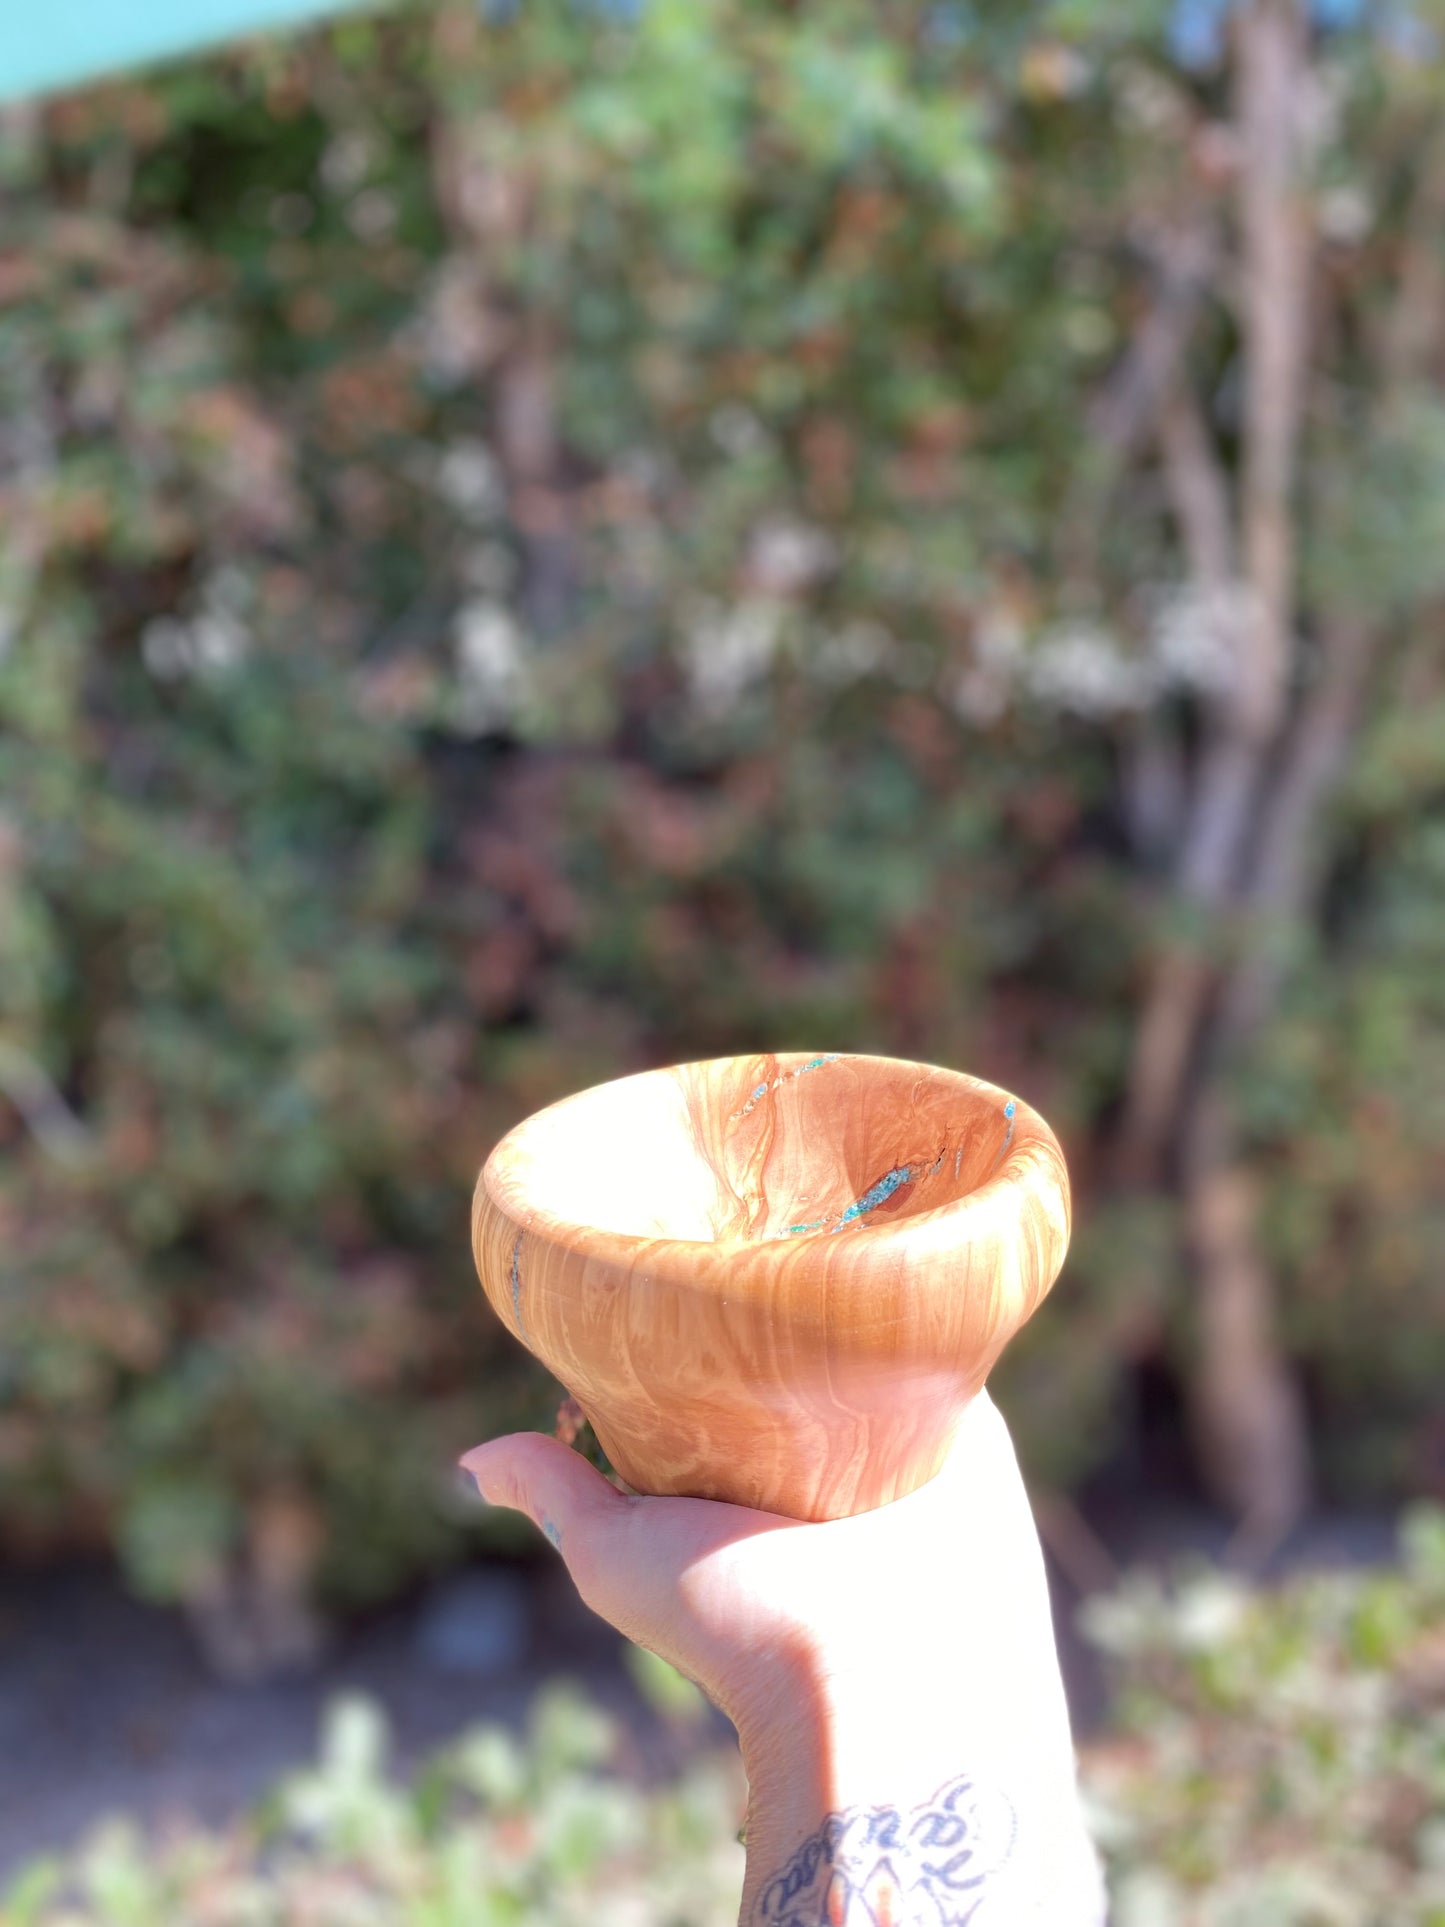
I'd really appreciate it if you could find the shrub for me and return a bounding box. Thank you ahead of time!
[5,0,1445,1640]
[1082,1507,1445,1925]
[2,1665,746,1926]
[11,1525,1445,1924]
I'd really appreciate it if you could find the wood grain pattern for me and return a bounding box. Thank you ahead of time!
[472,1051,1070,1520]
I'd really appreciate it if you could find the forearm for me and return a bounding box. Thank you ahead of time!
[735,1668,1104,1926]
[730,1470,1107,1925]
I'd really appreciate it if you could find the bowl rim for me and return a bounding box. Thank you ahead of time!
[474,1050,1070,1302]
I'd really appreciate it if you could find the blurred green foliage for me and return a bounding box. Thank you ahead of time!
[2,1673,748,1924]
[8,1526,1445,1922]
[1087,1507,1445,1924]
[2,0,1444,1634]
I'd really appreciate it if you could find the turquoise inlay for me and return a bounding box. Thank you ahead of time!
[986,1098,1017,1179]
[781,1151,922,1239]
[835,1164,912,1228]
[0,0,372,104]
[731,1052,843,1123]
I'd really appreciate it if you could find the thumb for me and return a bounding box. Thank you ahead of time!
[459,1430,632,1573]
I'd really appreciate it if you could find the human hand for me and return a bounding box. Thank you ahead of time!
[459,1392,1106,1923]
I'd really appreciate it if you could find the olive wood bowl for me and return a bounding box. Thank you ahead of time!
[471,1050,1070,1521]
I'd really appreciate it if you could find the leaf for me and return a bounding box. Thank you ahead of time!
[624,1644,711,1727]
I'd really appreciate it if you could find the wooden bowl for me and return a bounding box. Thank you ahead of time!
[471,1051,1070,1520]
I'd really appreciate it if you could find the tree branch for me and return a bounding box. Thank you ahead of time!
[1172,0,1316,1538]
[1236,0,1311,744]
[1382,119,1445,402]
[0,1040,94,1169]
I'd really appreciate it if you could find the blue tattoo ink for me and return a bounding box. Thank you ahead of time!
[755,1768,1019,1922]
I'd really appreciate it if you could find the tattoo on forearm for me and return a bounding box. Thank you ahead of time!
[751,1770,1019,1926]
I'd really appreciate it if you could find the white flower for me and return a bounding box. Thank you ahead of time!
[1170,1574,1249,1651]
[454,599,527,731]
[1028,619,1155,717]
[683,598,783,718]
[139,585,250,693]
[745,518,837,596]
[438,441,505,523]
[1151,582,1252,698]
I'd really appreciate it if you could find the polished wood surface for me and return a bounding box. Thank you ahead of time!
[472,1051,1070,1520]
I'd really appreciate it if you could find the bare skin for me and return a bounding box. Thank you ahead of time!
[460,1391,1107,1924]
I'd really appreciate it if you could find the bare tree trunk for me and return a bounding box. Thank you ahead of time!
[1178,0,1316,1547]
[1168,0,1445,1541]
[1061,210,1221,590]
[1113,0,1317,1545]
[1382,121,1445,397]
[1182,1093,1312,1552]
[1218,616,1374,1042]
[1117,389,1247,1181]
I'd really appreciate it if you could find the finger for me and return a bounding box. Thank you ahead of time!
[458,1432,792,1668]
[459,1429,629,1539]
[459,1430,634,1596]
[463,1439,737,1714]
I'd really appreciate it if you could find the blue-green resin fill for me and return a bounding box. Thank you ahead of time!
[783,1097,1017,1238]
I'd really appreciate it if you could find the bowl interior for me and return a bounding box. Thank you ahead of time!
[495,1051,1020,1245]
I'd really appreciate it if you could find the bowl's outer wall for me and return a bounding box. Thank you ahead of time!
[470,1052,1070,1520]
